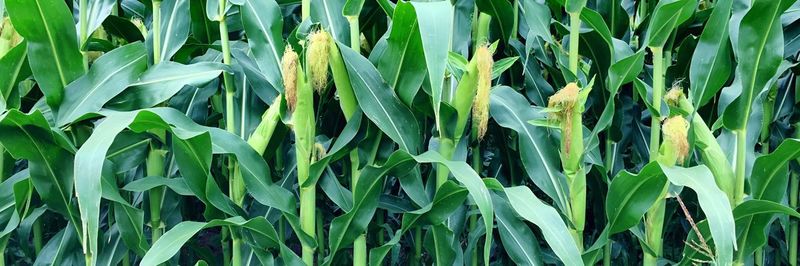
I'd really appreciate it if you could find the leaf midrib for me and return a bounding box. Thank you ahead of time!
[496,215,536,265]
[492,95,566,206]
[7,116,77,228]
[244,0,282,73]
[32,0,71,87]
[60,53,146,123]
[389,22,418,90]
[738,3,780,127]
[349,68,412,152]
[131,69,222,86]
[159,0,183,62]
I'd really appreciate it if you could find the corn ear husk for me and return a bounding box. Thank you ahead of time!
[471,44,494,141]
[282,46,300,111]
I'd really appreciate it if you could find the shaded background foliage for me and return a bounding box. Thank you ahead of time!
[0,0,798,265]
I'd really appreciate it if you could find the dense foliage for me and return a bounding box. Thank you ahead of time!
[0,0,799,265]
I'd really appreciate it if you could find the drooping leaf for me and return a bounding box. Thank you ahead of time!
[410,1,453,123]
[79,0,116,41]
[240,0,285,92]
[722,0,784,130]
[369,1,426,106]
[492,193,543,266]
[689,0,733,108]
[489,86,567,211]
[661,165,736,264]
[56,42,148,126]
[141,216,301,265]
[504,186,582,266]
[108,61,227,110]
[113,203,147,256]
[6,0,84,108]
[147,0,191,63]
[172,132,245,216]
[311,0,350,45]
[0,110,80,228]
[339,43,421,154]
[606,162,668,234]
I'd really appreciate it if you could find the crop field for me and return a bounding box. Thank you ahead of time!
[0,0,799,265]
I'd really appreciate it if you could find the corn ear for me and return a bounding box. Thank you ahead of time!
[307,30,331,93]
[472,44,493,141]
[659,116,690,165]
[665,88,736,204]
[328,36,358,120]
[282,46,300,111]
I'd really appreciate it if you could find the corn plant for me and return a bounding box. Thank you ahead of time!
[1,0,800,265]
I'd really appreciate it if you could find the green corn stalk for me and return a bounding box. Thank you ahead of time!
[146,0,168,255]
[791,123,799,266]
[564,0,586,249]
[568,13,580,74]
[548,83,586,250]
[78,0,89,69]
[468,15,491,265]
[330,15,369,264]
[214,0,245,263]
[643,44,666,266]
[296,69,316,266]
[146,137,166,247]
[754,84,777,266]
[0,236,8,266]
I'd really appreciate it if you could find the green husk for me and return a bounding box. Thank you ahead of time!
[293,57,317,265]
[665,88,735,205]
[548,82,586,250]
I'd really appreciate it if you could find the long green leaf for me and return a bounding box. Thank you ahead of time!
[476,0,514,41]
[504,186,582,266]
[141,216,301,265]
[369,1,426,106]
[339,43,421,154]
[108,61,226,110]
[644,0,694,48]
[6,0,84,108]
[311,0,350,45]
[56,42,148,126]
[240,0,285,91]
[80,0,116,40]
[172,132,245,216]
[606,162,668,234]
[689,0,733,108]
[410,1,452,124]
[0,110,80,229]
[0,41,29,111]
[493,193,543,266]
[661,165,736,264]
[489,86,567,211]
[147,0,190,62]
[722,0,784,130]
[750,139,800,202]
